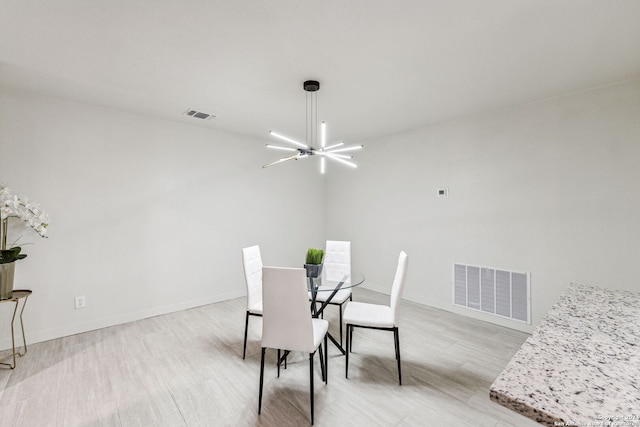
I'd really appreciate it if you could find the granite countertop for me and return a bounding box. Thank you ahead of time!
[490,284,640,426]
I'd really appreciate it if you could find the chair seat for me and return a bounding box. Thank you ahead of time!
[311,318,329,350]
[279,318,328,353]
[343,301,394,328]
[248,300,263,315]
[310,287,351,304]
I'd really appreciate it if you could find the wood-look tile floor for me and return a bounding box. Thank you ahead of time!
[0,288,540,426]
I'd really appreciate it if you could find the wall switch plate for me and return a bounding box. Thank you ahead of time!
[437,188,449,197]
[74,296,86,309]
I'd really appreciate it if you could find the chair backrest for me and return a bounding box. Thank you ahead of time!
[242,245,263,310]
[261,266,315,353]
[390,251,409,326]
[324,240,351,282]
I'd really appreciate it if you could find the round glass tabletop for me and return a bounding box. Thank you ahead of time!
[308,269,365,292]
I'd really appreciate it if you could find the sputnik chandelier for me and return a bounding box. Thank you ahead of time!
[263,80,363,173]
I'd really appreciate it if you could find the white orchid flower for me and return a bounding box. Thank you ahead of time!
[0,184,50,241]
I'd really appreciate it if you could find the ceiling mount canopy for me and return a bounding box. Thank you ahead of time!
[263,80,363,173]
[303,80,320,92]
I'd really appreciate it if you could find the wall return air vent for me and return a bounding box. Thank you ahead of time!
[453,263,531,324]
[183,109,215,120]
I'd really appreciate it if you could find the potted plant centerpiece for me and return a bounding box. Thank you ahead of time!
[304,248,324,278]
[0,184,49,299]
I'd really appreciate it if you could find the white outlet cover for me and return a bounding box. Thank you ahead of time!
[75,296,86,309]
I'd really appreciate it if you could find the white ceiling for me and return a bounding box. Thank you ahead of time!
[2,1,640,144]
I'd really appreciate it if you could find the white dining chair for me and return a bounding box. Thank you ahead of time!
[259,266,329,425]
[241,245,263,359]
[343,251,408,385]
[312,240,351,346]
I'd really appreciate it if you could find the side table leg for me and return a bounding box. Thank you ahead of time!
[18,295,29,357]
[0,292,31,370]
[8,300,19,369]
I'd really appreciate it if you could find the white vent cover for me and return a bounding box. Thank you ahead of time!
[454,263,530,324]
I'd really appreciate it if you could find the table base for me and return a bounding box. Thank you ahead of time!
[0,290,31,369]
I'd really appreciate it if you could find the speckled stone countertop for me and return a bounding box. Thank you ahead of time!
[490,284,640,426]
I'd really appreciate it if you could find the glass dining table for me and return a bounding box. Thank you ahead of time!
[276,268,365,371]
[308,268,365,354]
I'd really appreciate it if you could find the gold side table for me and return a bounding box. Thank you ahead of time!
[0,289,31,369]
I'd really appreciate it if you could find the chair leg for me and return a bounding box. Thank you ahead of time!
[259,347,266,414]
[309,352,315,425]
[394,327,402,385]
[277,349,281,378]
[324,334,328,384]
[318,344,325,382]
[339,304,343,347]
[345,324,350,379]
[349,324,354,352]
[243,311,250,359]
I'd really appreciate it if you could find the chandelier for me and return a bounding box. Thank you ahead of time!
[263,80,363,173]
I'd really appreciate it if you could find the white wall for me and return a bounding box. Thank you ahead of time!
[326,78,640,333]
[2,77,638,345]
[0,90,325,348]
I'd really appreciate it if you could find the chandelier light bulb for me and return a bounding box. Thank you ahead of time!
[269,131,308,149]
[316,151,353,160]
[326,144,363,154]
[326,154,357,168]
[324,142,344,151]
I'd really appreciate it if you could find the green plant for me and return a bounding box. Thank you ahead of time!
[0,247,27,264]
[305,248,324,265]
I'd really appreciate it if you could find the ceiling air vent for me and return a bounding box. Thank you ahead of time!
[183,109,216,120]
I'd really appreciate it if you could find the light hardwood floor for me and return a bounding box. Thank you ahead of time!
[0,288,540,426]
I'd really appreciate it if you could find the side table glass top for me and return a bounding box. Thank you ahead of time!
[3,290,32,301]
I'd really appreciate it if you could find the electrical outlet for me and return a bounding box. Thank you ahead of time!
[74,296,86,309]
